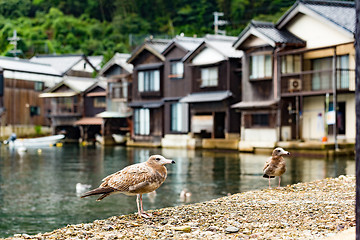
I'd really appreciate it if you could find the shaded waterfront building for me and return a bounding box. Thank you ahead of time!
[97,53,133,145]
[0,57,62,137]
[127,38,171,146]
[232,0,355,151]
[180,34,242,149]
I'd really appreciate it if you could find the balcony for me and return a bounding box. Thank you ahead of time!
[280,68,355,96]
[50,102,82,117]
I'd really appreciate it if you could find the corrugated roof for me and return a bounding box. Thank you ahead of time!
[180,90,232,103]
[0,57,61,76]
[87,56,104,71]
[74,117,103,125]
[30,54,84,75]
[231,99,279,109]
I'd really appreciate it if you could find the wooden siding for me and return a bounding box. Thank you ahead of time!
[3,78,47,126]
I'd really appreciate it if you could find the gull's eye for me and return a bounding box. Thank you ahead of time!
[155,157,161,161]
[277,150,281,152]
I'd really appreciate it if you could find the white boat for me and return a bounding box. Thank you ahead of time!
[6,134,65,148]
[112,134,127,144]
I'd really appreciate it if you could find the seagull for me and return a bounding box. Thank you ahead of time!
[81,155,175,218]
[263,147,290,189]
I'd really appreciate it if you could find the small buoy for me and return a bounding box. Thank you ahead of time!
[56,142,63,147]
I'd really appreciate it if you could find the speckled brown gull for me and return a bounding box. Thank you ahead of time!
[81,155,175,218]
[263,147,290,189]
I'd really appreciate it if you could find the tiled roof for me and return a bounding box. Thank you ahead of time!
[172,36,204,52]
[99,53,133,76]
[145,38,172,53]
[277,0,355,34]
[205,34,243,59]
[302,0,355,33]
[233,21,305,49]
[0,56,61,76]
[252,21,305,45]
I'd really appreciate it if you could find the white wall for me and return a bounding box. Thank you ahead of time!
[301,94,355,142]
[287,14,353,48]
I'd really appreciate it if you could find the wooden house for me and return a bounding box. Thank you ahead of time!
[160,36,204,148]
[97,53,133,145]
[39,76,103,141]
[0,56,62,137]
[127,38,171,146]
[232,0,355,151]
[181,35,243,149]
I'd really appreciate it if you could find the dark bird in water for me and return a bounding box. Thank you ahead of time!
[81,155,175,218]
[263,147,290,189]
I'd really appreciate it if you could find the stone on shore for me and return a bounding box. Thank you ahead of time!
[7,175,355,240]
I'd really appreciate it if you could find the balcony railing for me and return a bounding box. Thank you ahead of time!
[50,103,82,116]
[280,68,355,96]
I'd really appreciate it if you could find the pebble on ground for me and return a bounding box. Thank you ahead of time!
[7,175,355,240]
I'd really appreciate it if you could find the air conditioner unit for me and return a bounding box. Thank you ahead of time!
[288,79,302,92]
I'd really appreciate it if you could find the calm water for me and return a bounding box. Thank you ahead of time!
[0,145,355,237]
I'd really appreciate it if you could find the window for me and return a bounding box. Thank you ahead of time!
[170,102,188,132]
[134,108,150,135]
[138,70,160,92]
[312,57,332,90]
[170,61,184,78]
[30,106,40,116]
[337,55,349,89]
[94,97,106,108]
[250,54,272,79]
[281,55,301,74]
[34,82,44,91]
[252,114,269,127]
[200,67,218,87]
[109,82,127,99]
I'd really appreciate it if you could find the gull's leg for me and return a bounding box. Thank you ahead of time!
[278,176,281,188]
[136,194,142,218]
[139,194,151,218]
[268,176,271,189]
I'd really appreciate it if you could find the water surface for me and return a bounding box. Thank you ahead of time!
[0,145,354,237]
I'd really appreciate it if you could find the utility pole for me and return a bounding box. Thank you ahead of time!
[8,30,21,57]
[213,12,228,35]
[355,1,360,239]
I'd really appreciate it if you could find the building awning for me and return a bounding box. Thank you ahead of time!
[128,101,164,108]
[96,111,132,118]
[180,90,232,103]
[231,99,279,109]
[39,92,77,98]
[86,91,106,97]
[74,117,103,125]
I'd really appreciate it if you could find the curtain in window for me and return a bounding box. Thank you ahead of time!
[171,103,188,132]
[337,55,349,89]
[134,108,150,135]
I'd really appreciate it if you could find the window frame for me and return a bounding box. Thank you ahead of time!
[138,69,160,92]
[249,53,273,80]
[200,66,218,87]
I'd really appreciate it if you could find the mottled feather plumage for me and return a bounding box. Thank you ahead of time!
[80,155,175,218]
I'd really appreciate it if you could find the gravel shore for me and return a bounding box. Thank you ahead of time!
[6,175,355,240]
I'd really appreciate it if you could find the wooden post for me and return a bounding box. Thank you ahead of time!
[355,1,360,239]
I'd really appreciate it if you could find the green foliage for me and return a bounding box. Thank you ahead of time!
[0,0,297,57]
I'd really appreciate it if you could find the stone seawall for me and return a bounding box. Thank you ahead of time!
[6,176,355,240]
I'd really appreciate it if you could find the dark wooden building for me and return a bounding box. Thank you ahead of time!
[127,39,171,146]
[181,35,242,142]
